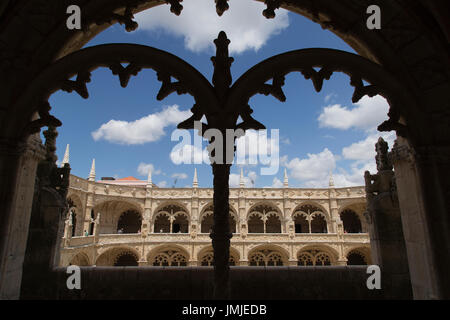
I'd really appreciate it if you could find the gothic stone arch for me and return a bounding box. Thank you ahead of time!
[0,0,449,300]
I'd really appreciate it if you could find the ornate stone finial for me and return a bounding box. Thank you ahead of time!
[193,168,198,188]
[215,0,229,16]
[284,168,289,188]
[375,137,393,172]
[147,170,153,188]
[211,31,234,100]
[165,0,183,16]
[329,170,335,187]
[61,144,70,167]
[263,0,282,19]
[240,167,245,188]
[89,159,96,181]
[43,126,58,163]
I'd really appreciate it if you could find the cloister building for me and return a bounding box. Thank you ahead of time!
[60,154,371,268]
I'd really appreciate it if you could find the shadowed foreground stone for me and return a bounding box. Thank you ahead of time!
[37,266,392,300]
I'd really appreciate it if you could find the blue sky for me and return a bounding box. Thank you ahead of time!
[50,0,394,188]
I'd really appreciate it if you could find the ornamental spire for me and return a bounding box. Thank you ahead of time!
[61,144,70,167]
[193,168,198,188]
[88,159,96,181]
[284,168,289,188]
[329,171,335,187]
[147,170,153,188]
[240,167,245,188]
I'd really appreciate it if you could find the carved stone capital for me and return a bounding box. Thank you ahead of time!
[390,142,415,165]
[0,135,46,161]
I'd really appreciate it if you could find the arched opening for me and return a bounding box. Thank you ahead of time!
[69,253,90,266]
[294,205,328,234]
[201,213,213,234]
[114,252,139,266]
[229,215,237,234]
[199,251,237,266]
[200,205,237,234]
[294,214,309,234]
[266,214,281,233]
[95,247,140,266]
[200,252,214,266]
[248,203,282,234]
[154,214,170,233]
[297,249,333,266]
[150,248,188,267]
[311,215,328,234]
[340,210,362,234]
[70,210,77,237]
[248,214,264,233]
[248,248,285,267]
[117,210,142,234]
[173,214,189,233]
[347,251,368,266]
[153,204,189,234]
[89,210,95,235]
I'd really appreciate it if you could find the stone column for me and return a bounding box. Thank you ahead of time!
[365,137,412,299]
[190,188,199,238]
[143,186,152,236]
[329,187,339,234]
[0,135,45,299]
[238,189,246,236]
[283,191,292,235]
[63,212,73,247]
[83,190,94,235]
[390,137,447,299]
[335,222,347,266]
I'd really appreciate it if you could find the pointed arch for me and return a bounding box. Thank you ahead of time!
[247,245,289,267]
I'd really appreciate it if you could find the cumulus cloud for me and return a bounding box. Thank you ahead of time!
[92,105,191,145]
[318,95,390,131]
[137,163,161,176]
[266,177,283,188]
[283,131,396,188]
[342,131,396,161]
[285,149,336,186]
[135,0,290,54]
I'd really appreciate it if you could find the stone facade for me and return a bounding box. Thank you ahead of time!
[60,170,371,268]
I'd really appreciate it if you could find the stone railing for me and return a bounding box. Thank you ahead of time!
[66,236,95,247]
[64,232,370,248]
[68,174,365,200]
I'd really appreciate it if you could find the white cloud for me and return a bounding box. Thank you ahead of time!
[135,0,290,54]
[172,173,188,180]
[170,144,209,165]
[158,181,168,188]
[267,177,283,188]
[92,105,191,145]
[137,163,161,176]
[285,148,336,187]
[318,95,390,131]
[342,131,396,161]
